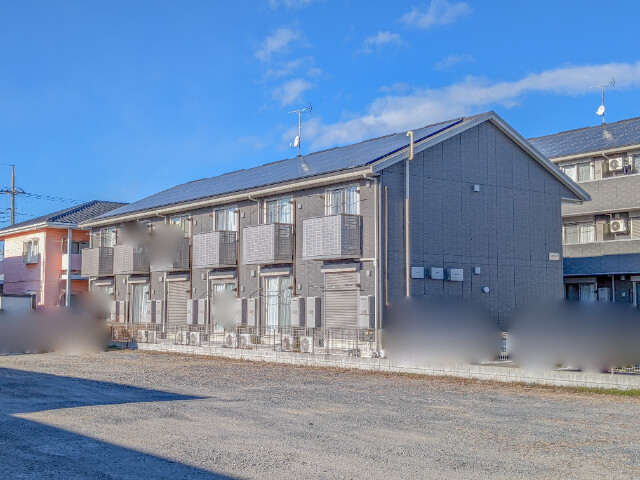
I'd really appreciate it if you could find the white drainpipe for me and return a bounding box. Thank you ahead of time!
[405,131,414,297]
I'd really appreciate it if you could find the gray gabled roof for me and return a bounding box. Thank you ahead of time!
[92,117,464,221]
[0,201,127,235]
[85,111,589,227]
[528,116,640,159]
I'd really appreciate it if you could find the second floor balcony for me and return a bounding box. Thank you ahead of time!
[192,231,237,269]
[302,214,361,260]
[242,223,293,265]
[81,247,114,277]
[150,237,190,272]
[62,253,83,271]
[113,244,149,275]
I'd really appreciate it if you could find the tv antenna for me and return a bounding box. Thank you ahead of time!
[288,104,312,157]
[591,77,615,124]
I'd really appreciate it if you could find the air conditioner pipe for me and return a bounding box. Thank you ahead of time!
[405,131,414,298]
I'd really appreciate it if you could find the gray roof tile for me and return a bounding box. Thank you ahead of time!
[528,117,640,159]
[0,201,127,234]
[95,117,464,220]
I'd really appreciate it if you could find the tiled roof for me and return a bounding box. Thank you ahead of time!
[0,201,127,234]
[528,117,640,159]
[94,117,465,220]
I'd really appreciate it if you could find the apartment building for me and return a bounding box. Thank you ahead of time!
[0,201,125,308]
[529,116,640,304]
[81,111,587,353]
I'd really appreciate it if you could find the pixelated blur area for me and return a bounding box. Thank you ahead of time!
[0,293,107,354]
[509,301,640,372]
[384,297,500,367]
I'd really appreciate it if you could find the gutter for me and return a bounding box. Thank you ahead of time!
[0,221,82,237]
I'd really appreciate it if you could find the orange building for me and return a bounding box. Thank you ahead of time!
[0,201,125,308]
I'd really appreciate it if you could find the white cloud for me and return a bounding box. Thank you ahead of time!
[255,27,301,62]
[289,62,640,150]
[360,31,404,54]
[401,0,472,29]
[268,0,318,8]
[435,53,475,70]
[272,78,314,107]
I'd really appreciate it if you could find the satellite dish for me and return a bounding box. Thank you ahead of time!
[596,105,605,117]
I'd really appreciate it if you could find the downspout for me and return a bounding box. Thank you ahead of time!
[373,177,381,353]
[65,227,72,307]
[292,199,297,296]
[405,131,414,297]
[384,185,389,308]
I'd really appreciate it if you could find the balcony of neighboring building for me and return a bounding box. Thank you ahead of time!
[242,223,293,265]
[302,214,361,261]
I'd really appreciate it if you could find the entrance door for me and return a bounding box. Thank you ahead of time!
[130,283,149,324]
[324,271,359,329]
[209,281,235,330]
[264,276,291,331]
[167,280,189,329]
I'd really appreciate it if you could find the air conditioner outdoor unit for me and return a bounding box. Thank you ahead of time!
[224,332,237,348]
[175,331,188,345]
[299,336,314,354]
[609,157,624,171]
[281,333,295,352]
[610,219,628,234]
[189,331,200,346]
[239,333,253,349]
[137,330,148,343]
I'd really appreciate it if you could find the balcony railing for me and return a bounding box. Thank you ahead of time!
[150,237,190,272]
[62,253,83,271]
[302,214,361,260]
[82,247,114,277]
[192,231,237,269]
[22,253,39,265]
[113,245,149,275]
[242,223,293,265]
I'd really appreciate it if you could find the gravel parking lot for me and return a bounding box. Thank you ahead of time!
[0,350,638,479]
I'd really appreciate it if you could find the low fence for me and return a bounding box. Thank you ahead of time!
[108,323,639,375]
[109,323,378,357]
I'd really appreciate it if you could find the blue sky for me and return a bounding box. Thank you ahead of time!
[1,0,640,224]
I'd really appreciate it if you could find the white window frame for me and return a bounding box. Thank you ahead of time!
[23,239,39,263]
[170,214,191,237]
[263,198,292,224]
[214,206,238,232]
[563,223,595,245]
[561,162,592,183]
[325,184,360,215]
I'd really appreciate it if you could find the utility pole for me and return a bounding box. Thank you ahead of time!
[10,165,15,226]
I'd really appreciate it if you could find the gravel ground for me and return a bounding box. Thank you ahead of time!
[0,351,638,479]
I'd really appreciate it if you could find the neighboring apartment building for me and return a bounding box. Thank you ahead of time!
[81,111,587,353]
[0,201,126,308]
[529,116,640,304]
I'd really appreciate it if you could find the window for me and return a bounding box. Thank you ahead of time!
[95,228,116,248]
[170,215,191,236]
[0,240,4,261]
[577,163,592,182]
[70,241,89,254]
[326,185,359,215]
[265,198,292,224]
[632,155,640,174]
[22,239,39,263]
[562,165,577,182]
[214,207,238,231]
[563,224,595,244]
[562,163,592,183]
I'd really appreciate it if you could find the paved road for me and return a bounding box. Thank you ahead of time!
[0,351,638,479]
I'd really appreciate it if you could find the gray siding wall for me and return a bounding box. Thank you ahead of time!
[89,178,376,327]
[382,121,567,329]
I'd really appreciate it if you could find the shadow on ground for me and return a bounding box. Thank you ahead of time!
[0,366,235,479]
